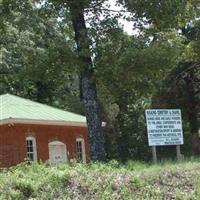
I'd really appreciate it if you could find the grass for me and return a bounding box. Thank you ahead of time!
[0,158,200,199]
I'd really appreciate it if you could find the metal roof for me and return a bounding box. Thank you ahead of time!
[0,94,86,125]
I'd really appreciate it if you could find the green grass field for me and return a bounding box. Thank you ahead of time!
[1,159,200,200]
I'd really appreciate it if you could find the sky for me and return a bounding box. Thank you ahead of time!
[107,0,135,35]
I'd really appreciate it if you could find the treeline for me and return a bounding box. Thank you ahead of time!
[1,0,199,161]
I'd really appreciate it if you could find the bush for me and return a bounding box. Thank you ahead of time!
[0,159,200,199]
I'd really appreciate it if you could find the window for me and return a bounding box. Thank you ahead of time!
[76,138,86,163]
[26,136,37,161]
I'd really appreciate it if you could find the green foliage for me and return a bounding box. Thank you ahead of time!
[152,20,200,155]
[0,0,84,113]
[0,162,71,199]
[1,0,200,160]
[15,179,35,198]
[118,0,197,30]
[0,160,200,199]
[95,24,187,160]
[1,1,74,87]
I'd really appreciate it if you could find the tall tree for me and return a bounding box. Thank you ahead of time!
[0,0,79,108]
[48,0,196,160]
[118,0,196,30]
[68,1,106,160]
[153,21,200,155]
[153,62,200,155]
[95,26,186,160]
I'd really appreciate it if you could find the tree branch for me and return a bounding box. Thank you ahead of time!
[174,63,200,83]
[86,7,131,14]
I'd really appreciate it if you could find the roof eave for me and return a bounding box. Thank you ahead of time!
[0,118,88,127]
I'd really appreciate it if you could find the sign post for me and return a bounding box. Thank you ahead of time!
[152,146,157,163]
[176,145,181,160]
[145,109,183,162]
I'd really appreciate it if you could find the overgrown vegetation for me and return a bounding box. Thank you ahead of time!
[1,159,200,199]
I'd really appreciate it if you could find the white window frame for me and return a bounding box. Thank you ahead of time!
[76,138,86,163]
[26,136,37,161]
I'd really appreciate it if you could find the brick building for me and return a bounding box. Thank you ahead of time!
[0,94,89,167]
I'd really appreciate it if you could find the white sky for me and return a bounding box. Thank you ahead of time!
[107,0,136,35]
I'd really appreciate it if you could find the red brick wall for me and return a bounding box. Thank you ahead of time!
[0,123,89,167]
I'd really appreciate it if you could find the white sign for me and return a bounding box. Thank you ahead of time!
[145,109,183,146]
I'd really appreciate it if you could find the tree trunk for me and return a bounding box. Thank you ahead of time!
[69,1,105,161]
[116,93,129,162]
